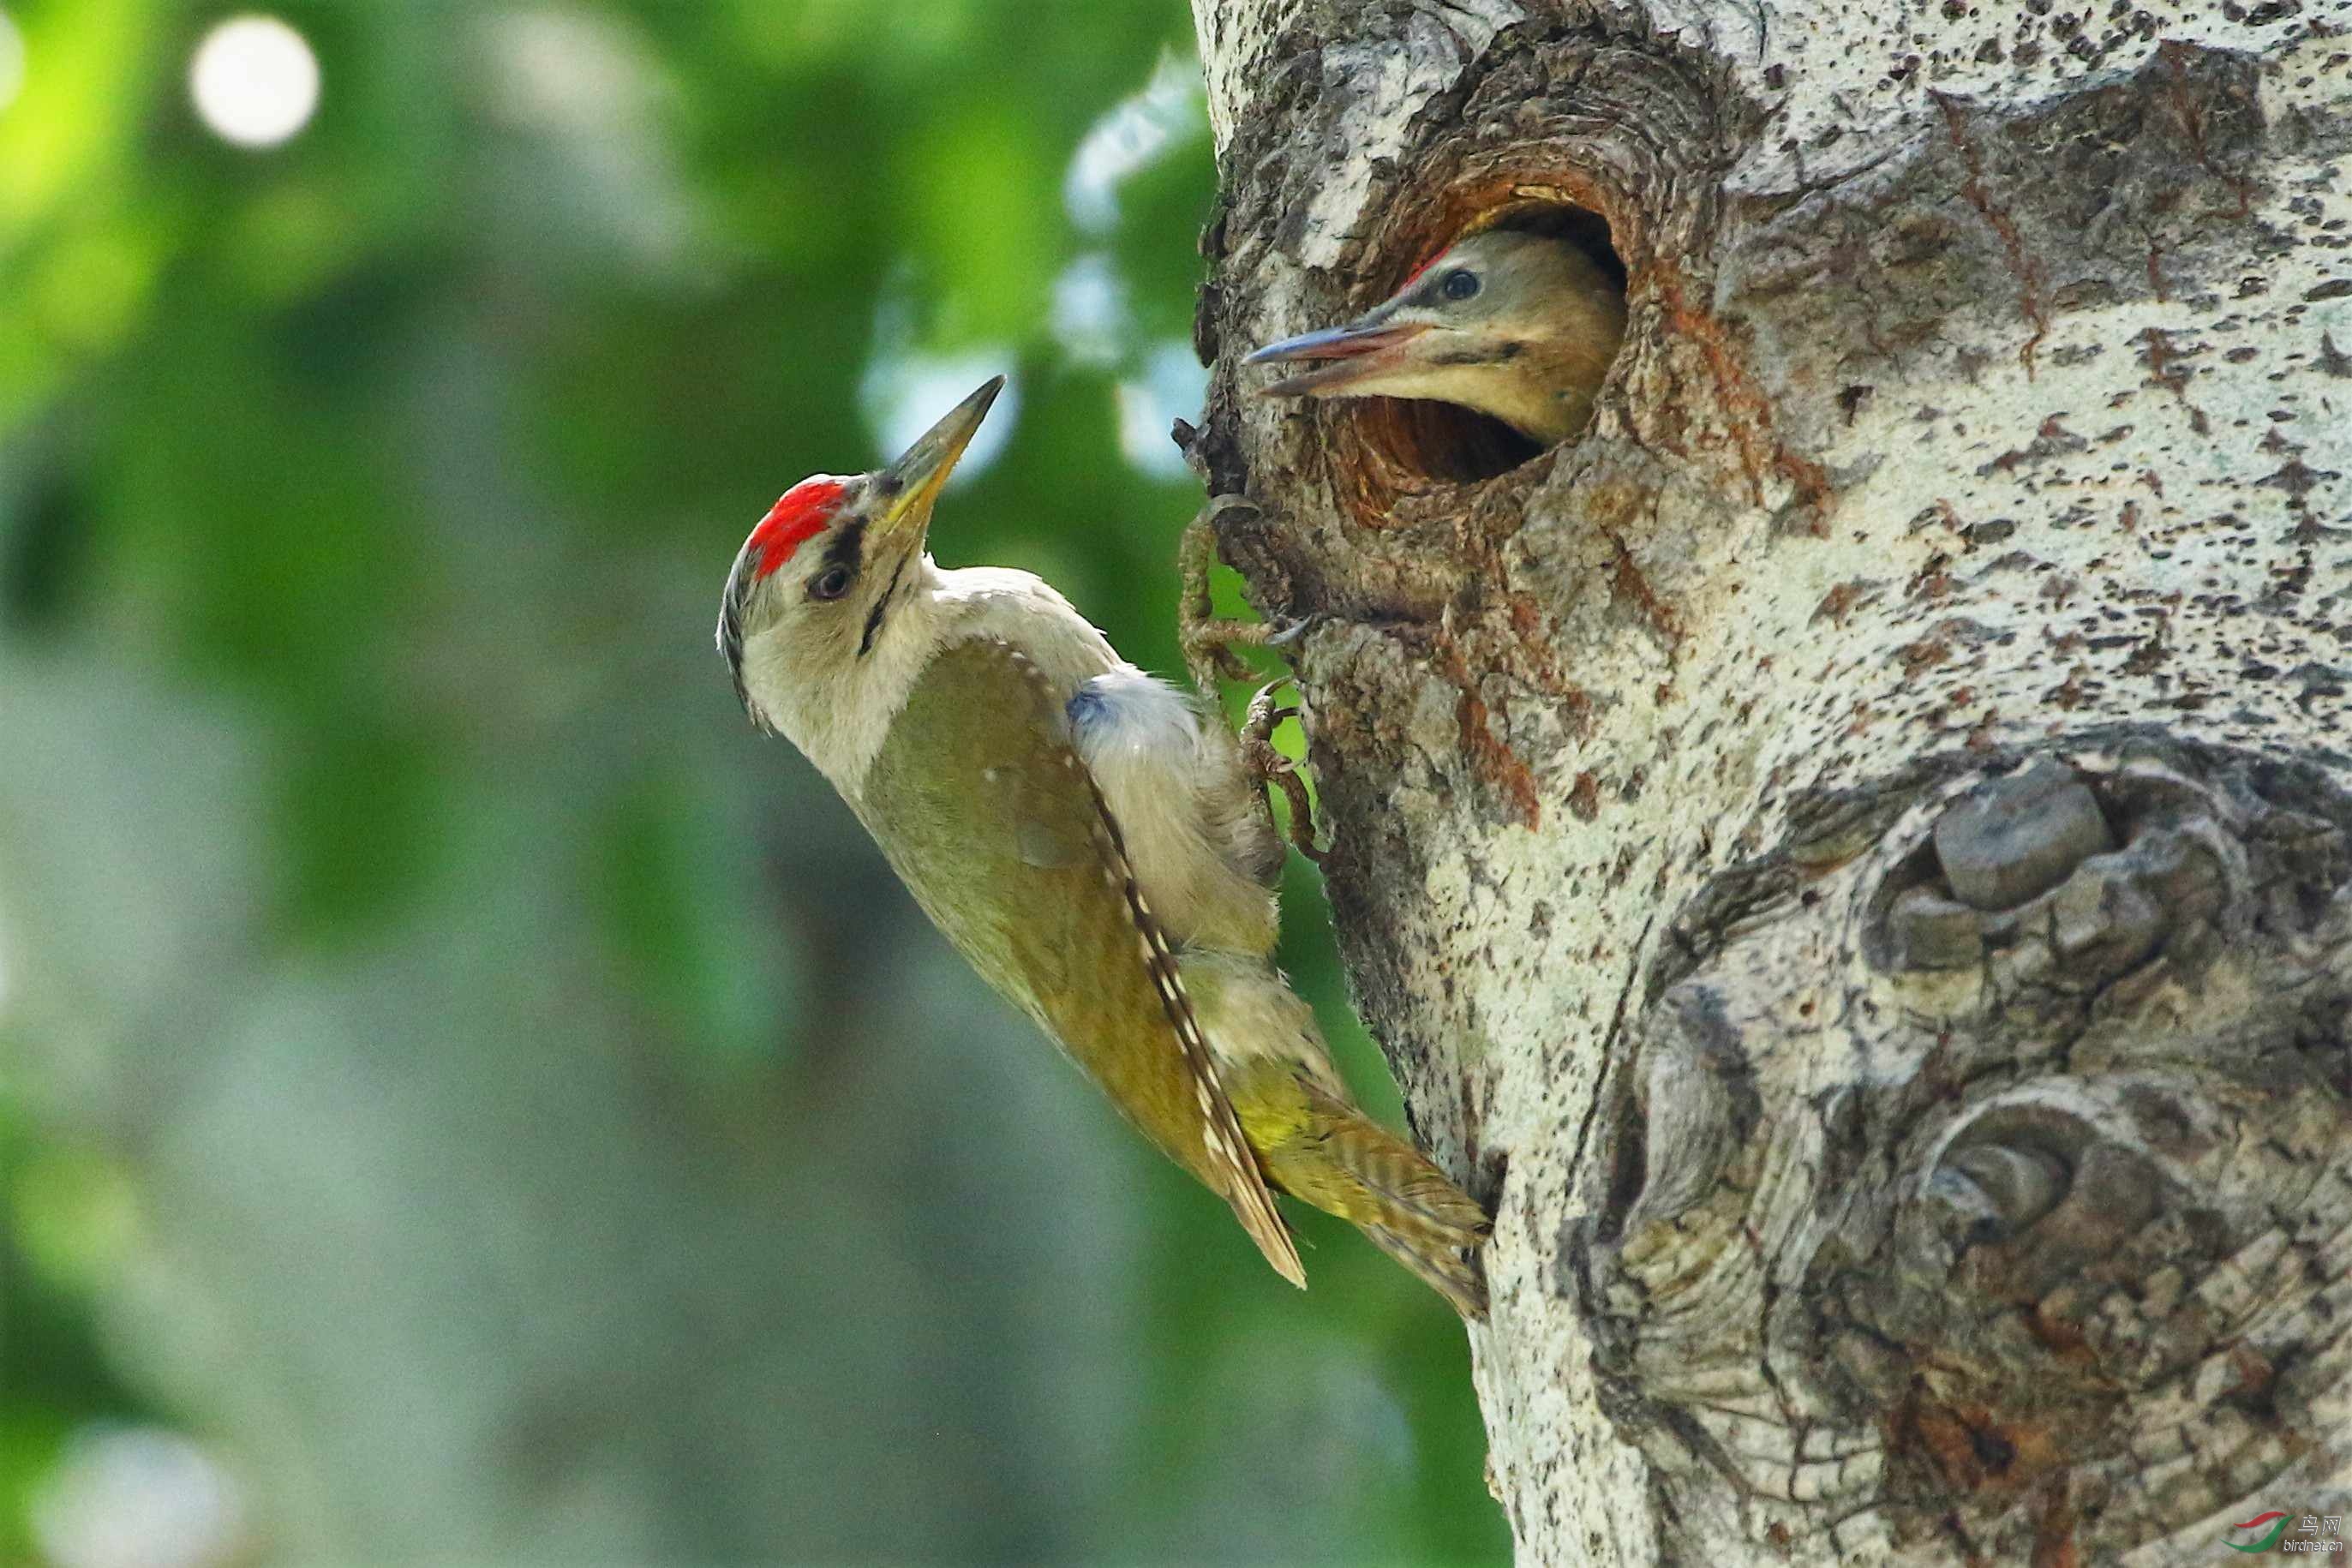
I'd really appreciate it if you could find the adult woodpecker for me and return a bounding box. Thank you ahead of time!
[1246,227,1626,446]
[718,378,1490,1317]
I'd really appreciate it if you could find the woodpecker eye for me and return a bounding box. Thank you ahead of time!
[809,564,854,601]
[1440,268,1481,302]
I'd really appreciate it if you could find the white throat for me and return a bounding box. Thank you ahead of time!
[739,559,1122,796]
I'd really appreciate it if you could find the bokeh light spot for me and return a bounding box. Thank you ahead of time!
[1050,253,1128,368]
[862,356,1018,491]
[31,1426,248,1568]
[188,15,319,149]
[0,9,26,116]
[860,270,1018,488]
[1117,339,1206,481]
[1064,52,1203,235]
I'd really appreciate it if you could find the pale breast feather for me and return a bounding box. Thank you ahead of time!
[853,635,1302,1286]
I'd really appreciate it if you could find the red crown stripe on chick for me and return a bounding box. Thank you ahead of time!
[751,478,847,579]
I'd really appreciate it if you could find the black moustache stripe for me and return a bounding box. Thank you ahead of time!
[859,552,910,657]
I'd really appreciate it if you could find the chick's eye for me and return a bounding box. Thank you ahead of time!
[809,564,854,601]
[1440,268,1481,302]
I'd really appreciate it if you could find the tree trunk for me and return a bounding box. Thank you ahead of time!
[1188,2,2352,1560]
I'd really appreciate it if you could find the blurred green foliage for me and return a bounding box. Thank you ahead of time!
[0,2,1506,1562]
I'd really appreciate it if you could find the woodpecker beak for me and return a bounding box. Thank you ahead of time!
[877,375,1002,540]
[1244,314,1432,398]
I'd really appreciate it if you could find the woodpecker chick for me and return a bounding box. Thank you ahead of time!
[720,379,1491,1317]
[1246,228,1625,446]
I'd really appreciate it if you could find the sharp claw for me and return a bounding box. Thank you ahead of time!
[1230,684,1323,862]
[1265,613,1324,649]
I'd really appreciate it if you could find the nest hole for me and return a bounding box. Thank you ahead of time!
[1346,199,1628,500]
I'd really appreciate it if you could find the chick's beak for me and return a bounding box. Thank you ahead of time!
[1243,314,1432,398]
[877,375,1003,540]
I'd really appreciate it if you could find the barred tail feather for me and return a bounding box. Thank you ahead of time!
[1366,1224,1489,1321]
[1274,1079,1493,1320]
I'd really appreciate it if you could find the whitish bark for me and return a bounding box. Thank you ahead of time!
[1189,1,2352,1561]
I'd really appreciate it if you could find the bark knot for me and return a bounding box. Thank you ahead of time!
[1577,735,2352,1558]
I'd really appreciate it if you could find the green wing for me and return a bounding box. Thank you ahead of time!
[855,635,1302,1287]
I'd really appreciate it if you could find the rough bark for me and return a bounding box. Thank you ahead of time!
[1188,1,2352,1560]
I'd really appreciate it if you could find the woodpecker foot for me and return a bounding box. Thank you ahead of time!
[1242,680,1323,864]
[1182,495,1324,860]
[1180,495,1310,695]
